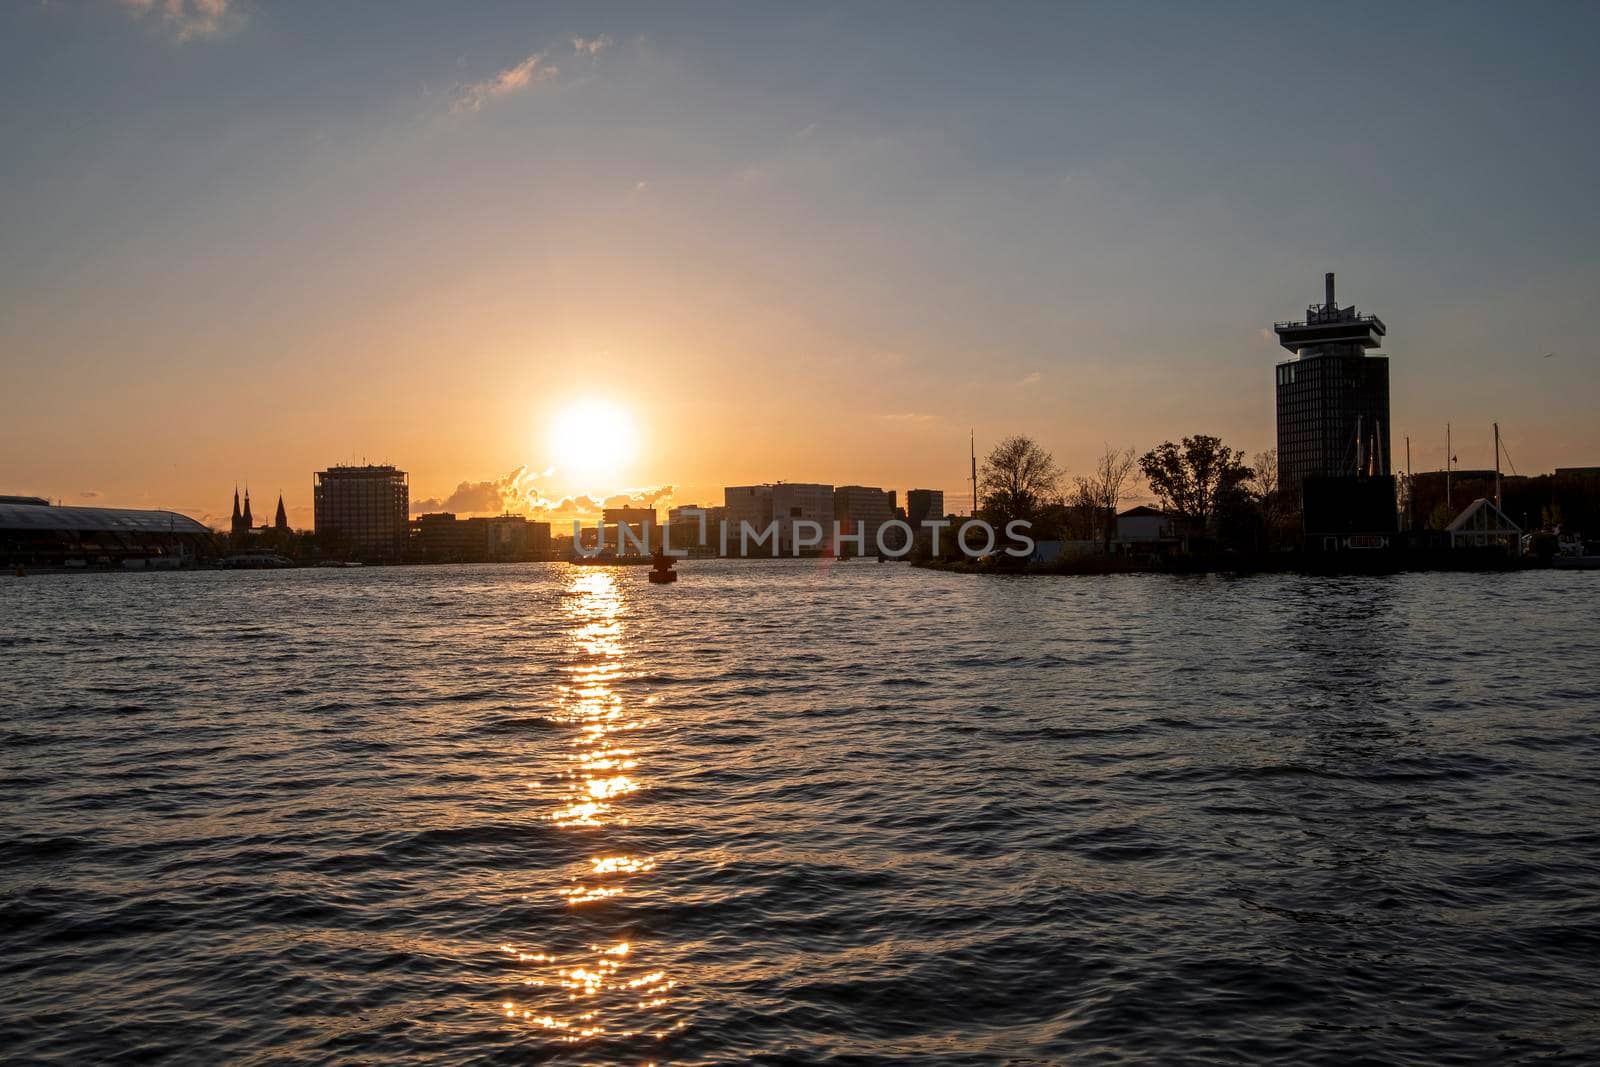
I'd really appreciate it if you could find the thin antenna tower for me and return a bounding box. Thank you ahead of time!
[969,430,978,518]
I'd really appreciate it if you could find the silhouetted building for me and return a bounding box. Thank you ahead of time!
[1274,273,1391,500]
[833,485,896,555]
[772,483,834,553]
[1115,505,1171,543]
[666,504,724,553]
[1,498,211,568]
[1301,475,1399,550]
[723,485,773,533]
[602,507,656,551]
[906,489,944,528]
[412,512,552,562]
[230,487,254,538]
[314,464,409,560]
[414,512,477,559]
[478,515,550,561]
[274,494,289,532]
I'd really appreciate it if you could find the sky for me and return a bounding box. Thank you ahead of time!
[2,1,1596,528]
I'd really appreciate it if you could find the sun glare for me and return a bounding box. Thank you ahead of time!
[549,399,639,485]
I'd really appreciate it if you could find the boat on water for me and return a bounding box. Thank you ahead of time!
[1552,539,1600,570]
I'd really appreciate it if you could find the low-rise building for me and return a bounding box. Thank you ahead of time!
[412,512,552,562]
[1115,505,1171,543]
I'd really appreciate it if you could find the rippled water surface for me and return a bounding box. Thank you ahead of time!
[3,563,1599,1064]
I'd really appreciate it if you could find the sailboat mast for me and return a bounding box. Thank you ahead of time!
[1494,422,1502,509]
[1405,434,1413,529]
[1446,422,1453,512]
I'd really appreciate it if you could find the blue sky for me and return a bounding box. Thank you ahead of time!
[1,1,1595,521]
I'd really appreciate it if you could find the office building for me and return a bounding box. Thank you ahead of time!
[833,485,897,555]
[1274,273,1391,499]
[666,504,724,553]
[772,482,834,554]
[601,507,656,551]
[906,489,945,528]
[314,464,409,560]
[412,512,552,562]
[723,485,774,534]
[414,512,478,560]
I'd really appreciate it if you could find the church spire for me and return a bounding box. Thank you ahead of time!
[274,493,288,531]
[241,486,253,529]
[231,487,244,536]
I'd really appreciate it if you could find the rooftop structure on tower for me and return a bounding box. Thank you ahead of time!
[1273,273,1392,498]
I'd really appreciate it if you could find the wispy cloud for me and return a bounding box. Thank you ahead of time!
[878,412,937,422]
[572,35,612,57]
[1018,371,1042,386]
[454,52,558,113]
[118,0,237,42]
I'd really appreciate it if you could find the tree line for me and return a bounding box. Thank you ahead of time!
[977,433,1290,553]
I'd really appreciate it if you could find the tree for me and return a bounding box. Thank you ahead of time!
[1138,435,1251,536]
[1250,448,1291,546]
[981,435,1061,527]
[1078,444,1139,551]
[1066,478,1102,541]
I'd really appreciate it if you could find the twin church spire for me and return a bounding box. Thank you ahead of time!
[231,486,289,537]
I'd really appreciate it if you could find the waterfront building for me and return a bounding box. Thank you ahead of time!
[601,507,656,552]
[313,464,409,561]
[1447,498,1521,552]
[722,485,773,534]
[0,497,211,568]
[666,504,724,554]
[772,483,834,554]
[412,512,552,562]
[413,512,477,560]
[833,485,896,555]
[906,489,945,528]
[274,494,289,532]
[478,515,551,561]
[1115,505,1171,543]
[1274,273,1391,498]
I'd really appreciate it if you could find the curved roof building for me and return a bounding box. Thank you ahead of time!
[0,501,210,534]
[1,498,213,567]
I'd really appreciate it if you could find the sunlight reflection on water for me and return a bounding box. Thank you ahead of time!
[498,568,679,1047]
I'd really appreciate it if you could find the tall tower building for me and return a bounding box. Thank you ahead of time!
[1273,273,1390,500]
[314,464,410,560]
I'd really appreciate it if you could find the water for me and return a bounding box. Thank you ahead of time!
[2,563,1598,1064]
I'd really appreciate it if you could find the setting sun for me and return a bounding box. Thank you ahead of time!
[548,399,639,487]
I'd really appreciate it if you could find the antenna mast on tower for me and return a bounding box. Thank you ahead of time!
[970,430,979,518]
